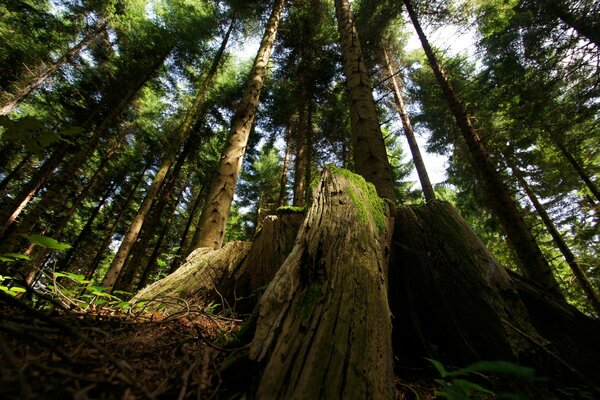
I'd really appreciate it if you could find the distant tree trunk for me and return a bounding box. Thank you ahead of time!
[82,166,147,279]
[548,133,600,203]
[0,20,108,115]
[1,148,66,229]
[293,103,308,207]
[193,0,285,250]
[403,0,563,298]
[0,49,169,254]
[277,124,292,207]
[170,185,204,272]
[506,156,600,315]
[136,190,185,291]
[378,41,436,202]
[25,156,110,283]
[60,180,117,271]
[544,0,599,48]
[0,153,31,193]
[334,0,396,202]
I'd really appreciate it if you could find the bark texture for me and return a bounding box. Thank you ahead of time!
[334,0,396,202]
[389,201,600,390]
[250,166,395,400]
[133,241,252,311]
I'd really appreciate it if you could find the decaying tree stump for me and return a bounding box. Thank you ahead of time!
[389,201,600,390]
[249,166,396,399]
[133,241,252,310]
[131,167,599,398]
[132,212,304,313]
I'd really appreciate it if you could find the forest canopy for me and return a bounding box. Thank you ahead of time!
[0,0,598,398]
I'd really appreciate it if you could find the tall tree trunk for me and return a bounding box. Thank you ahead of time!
[403,0,563,298]
[193,0,285,250]
[544,0,600,48]
[506,155,600,315]
[1,148,66,229]
[277,124,292,208]
[176,184,205,266]
[0,20,108,115]
[548,132,600,203]
[100,22,233,287]
[293,103,308,207]
[24,156,110,284]
[83,167,147,280]
[136,190,185,291]
[334,0,396,202]
[378,41,436,202]
[60,180,117,271]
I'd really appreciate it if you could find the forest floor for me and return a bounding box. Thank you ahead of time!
[0,293,438,399]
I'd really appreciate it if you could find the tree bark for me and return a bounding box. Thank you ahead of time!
[0,20,108,115]
[389,200,600,391]
[277,124,293,207]
[250,166,395,399]
[133,241,252,312]
[193,0,285,250]
[293,103,309,207]
[403,0,563,298]
[378,42,436,202]
[334,0,396,202]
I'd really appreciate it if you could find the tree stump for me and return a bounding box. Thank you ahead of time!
[250,166,396,399]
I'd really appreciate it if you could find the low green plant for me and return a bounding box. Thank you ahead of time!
[427,358,536,400]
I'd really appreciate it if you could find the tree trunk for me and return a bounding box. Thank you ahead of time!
[0,153,31,193]
[378,42,436,202]
[249,166,395,399]
[293,103,309,207]
[82,166,147,279]
[544,0,600,48]
[193,0,285,250]
[277,124,293,207]
[0,20,108,115]
[507,157,600,315]
[403,0,562,298]
[0,49,169,253]
[334,0,396,202]
[60,180,117,271]
[549,133,600,203]
[173,185,204,269]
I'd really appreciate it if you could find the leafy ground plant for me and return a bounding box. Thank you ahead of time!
[427,358,536,400]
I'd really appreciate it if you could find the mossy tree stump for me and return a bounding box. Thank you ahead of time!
[249,166,395,399]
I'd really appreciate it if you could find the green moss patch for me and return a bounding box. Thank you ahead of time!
[328,165,388,234]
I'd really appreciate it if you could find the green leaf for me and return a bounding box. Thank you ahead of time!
[3,253,30,260]
[54,271,89,283]
[451,379,495,395]
[426,358,449,377]
[22,234,71,250]
[450,361,535,380]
